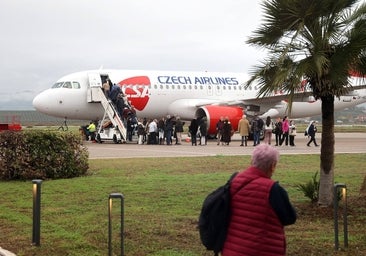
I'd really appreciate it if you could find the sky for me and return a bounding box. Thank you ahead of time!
[0,0,267,110]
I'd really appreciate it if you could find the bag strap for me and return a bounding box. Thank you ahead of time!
[228,172,238,183]
[213,172,254,256]
[231,175,258,198]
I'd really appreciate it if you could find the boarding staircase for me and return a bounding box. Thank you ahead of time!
[88,86,127,142]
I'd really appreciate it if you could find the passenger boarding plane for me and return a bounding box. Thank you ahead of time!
[32,69,366,135]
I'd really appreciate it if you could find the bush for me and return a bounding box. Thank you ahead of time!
[0,130,89,180]
[297,171,344,203]
[297,171,320,203]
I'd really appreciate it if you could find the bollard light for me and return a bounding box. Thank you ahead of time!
[108,193,124,256]
[341,187,348,248]
[334,183,348,251]
[32,179,42,246]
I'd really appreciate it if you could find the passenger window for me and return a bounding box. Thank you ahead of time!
[183,85,186,89]
[200,85,203,90]
[72,82,80,89]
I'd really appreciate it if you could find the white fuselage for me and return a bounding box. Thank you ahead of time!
[33,69,366,132]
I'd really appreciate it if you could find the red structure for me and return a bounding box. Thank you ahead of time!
[0,115,22,131]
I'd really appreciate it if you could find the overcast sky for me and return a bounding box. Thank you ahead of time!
[0,0,268,110]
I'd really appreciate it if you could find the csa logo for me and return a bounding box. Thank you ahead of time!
[118,76,150,111]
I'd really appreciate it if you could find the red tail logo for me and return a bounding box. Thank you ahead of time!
[118,76,150,111]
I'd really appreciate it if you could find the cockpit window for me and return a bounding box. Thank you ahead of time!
[72,82,80,89]
[52,82,64,88]
[62,82,72,89]
[51,81,81,89]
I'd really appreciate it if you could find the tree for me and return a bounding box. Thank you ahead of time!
[246,0,366,206]
[361,175,366,195]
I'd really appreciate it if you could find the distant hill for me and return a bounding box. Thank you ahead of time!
[1,105,365,128]
[0,110,89,127]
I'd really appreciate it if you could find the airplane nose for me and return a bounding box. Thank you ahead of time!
[32,91,49,113]
[32,93,42,110]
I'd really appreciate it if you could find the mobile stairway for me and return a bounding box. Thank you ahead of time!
[88,86,127,143]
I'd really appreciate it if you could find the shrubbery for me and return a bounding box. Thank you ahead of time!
[297,171,344,203]
[0,130,89,180]
[297,171,320,203]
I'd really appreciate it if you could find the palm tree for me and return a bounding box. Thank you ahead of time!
[246,0,366,206]
[361,175,366,195]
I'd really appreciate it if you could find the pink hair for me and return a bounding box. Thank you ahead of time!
[251,144,279,172]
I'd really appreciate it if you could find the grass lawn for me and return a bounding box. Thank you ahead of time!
[0,154,365,256]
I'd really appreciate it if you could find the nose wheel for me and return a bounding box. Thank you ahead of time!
[113,134,118,144]
[96,133,102,143]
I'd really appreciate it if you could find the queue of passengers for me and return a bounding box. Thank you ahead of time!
[102,78,137,124]
[237,114,299,147]
[214,116,233,146]
[135,115,185,145]
[102,78,139,140]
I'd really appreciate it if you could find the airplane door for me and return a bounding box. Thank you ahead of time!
[88,73,102,88]
[87,73,102,103]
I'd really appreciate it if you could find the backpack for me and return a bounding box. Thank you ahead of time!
[198,172,238,255]
[257,118,264,130]
[304,124,310,136]
[275,121,282,134]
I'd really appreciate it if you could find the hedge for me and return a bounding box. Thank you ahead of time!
[0,130,89,180]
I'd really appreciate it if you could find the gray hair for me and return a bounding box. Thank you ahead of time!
[251,144,279,172]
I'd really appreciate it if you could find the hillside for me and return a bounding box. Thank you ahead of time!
[0,110,88,127]
[0,105,365,128]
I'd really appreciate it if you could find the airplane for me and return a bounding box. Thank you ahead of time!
[32,69,366,136]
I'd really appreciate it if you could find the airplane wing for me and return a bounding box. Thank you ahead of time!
[212,83,366,107]
[189,82,366,122]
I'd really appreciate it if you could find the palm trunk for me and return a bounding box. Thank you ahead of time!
[318,95,335,206]
[361,175,366,195]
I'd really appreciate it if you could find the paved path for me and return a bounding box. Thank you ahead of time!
[0,247,16,256]
[86,133,366,159]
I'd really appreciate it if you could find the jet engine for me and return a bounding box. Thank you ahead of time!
[195,105,244,136]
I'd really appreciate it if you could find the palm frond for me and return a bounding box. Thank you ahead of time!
[246,0,366,101]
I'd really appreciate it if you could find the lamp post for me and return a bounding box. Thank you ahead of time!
[334,183,348,251]
[108,193,124,256]
[32,179,42,246]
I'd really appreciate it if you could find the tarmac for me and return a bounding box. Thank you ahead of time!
[0,248,16,256]
[86,133,366,159]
